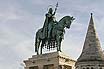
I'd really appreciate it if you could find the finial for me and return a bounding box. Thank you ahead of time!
[56,2,58,7]
[91,13,93,16]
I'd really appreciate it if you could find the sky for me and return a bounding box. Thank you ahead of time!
[0,0,104,69]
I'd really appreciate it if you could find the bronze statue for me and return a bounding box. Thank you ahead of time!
[42,3,58,39]
[35,3,75,55]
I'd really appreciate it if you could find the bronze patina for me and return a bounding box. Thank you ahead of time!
[35,3,75,55]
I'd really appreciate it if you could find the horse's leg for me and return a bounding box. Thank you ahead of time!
[36,39,41,55]
[56,35,62,52]
[56,38,58,51]
[35,36,38,55]
[40,41,43,54]
[40,45,42,54]
[59,38,62,52]
[37,50,39,55]
[56,35,60,51]
[40,40,45,54]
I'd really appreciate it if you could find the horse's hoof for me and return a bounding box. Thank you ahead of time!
[59,50,62,52]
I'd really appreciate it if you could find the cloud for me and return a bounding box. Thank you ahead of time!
[0,24,34,69]
[0,1,37,69]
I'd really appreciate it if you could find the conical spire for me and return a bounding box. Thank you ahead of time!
[77,13,104,62]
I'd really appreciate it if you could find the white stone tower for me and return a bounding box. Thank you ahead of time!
[75,13,104,69]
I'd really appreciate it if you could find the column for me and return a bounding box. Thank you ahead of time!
[39,65,43,69]
[54,64,59,69]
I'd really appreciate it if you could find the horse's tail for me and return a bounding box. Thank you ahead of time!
[35,28,45,54]
[35,28,42,52]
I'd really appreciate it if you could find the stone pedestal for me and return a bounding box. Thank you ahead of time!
[24,52,76,69]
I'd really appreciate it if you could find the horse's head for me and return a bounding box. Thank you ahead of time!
[64,16,75,28]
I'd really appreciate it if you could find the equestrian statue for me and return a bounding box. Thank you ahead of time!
[35,3,75,55]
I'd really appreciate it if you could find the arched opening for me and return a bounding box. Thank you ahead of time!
[86,67,89,69]
[99,67,102,69]
[91,67,93,69]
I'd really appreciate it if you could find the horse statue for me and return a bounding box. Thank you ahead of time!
[35,16,75,55]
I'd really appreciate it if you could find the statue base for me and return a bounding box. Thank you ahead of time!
[24,52,76,69]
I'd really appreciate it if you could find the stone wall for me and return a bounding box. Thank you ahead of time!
[24,52,76,69]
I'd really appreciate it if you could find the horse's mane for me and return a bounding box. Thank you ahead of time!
[59,16,71,23]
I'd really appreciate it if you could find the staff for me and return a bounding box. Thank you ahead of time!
[53,2,58,15]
